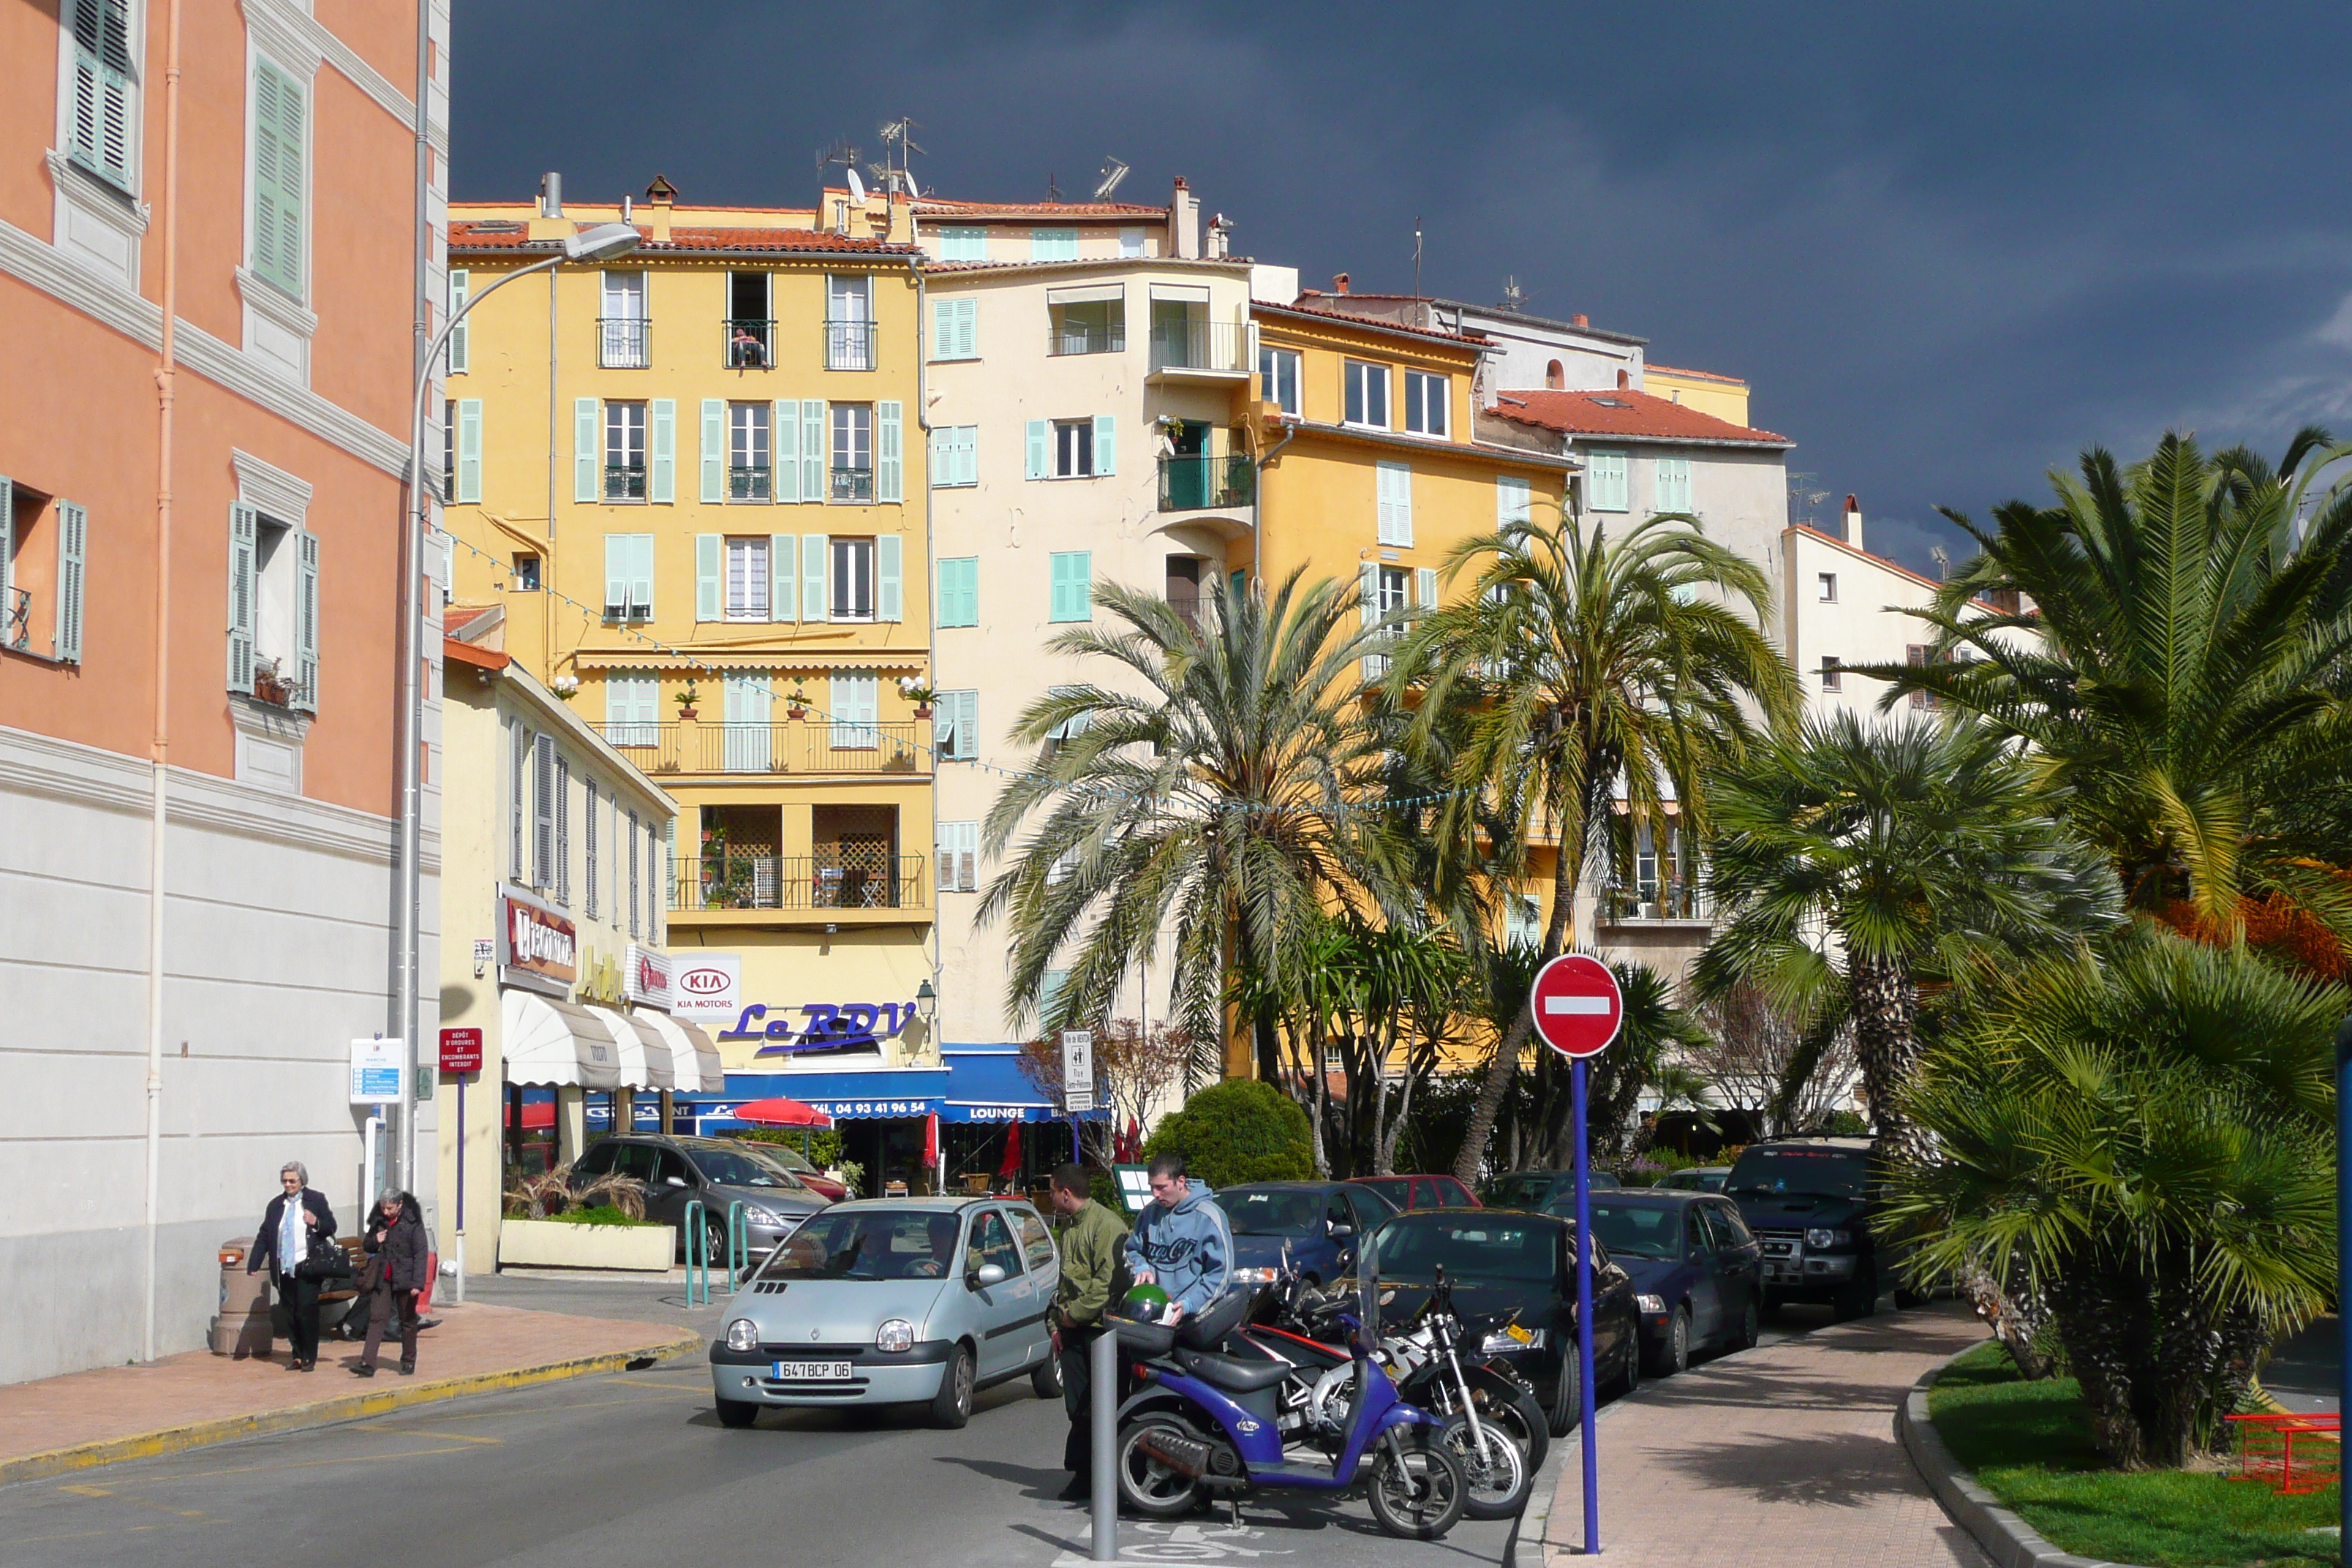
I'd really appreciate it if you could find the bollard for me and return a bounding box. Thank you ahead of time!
[684,1199,708,1306]
[1091,1326,1117,1561]
[726,1199,749,1292]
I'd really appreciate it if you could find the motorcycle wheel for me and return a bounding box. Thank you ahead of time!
[1116,1414,1207,1518]
[1464,1377,1549,1475]
[1439,1413,1530,1521]
[1367,1431,1467,1540]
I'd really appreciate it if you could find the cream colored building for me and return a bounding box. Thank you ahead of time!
[1781,497,1945,723]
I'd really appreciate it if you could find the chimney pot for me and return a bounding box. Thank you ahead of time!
[1333,271,1350,295]
[1572,313,1589,328]
[1172,176,1188,190]
[539,171,563,218]
[1616,368,1629,391]
[1843,494,1863,551]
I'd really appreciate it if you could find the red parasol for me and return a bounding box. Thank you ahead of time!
[996,1121,1024,1180]
[728,1096,836,1129]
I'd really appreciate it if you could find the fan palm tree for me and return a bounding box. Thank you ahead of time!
[1384,507,1798,1186]
[980,569,1410,1087]
[1871,431,2352,943]
[1692,712,2122,1156]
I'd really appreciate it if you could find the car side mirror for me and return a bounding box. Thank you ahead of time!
[1328,1222,1354,1239]
[970,1262,1006,1288]
[664,1176,687,1188]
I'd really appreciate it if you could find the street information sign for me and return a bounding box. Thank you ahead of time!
[349,1038,403,1105]
[439,1027,484,1074]
[1060,1029,1095,1113]
[1531,951,1624,1059]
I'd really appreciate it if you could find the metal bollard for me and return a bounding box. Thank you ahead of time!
[1090,1327,1117,1561]
[684,1199,707,1306]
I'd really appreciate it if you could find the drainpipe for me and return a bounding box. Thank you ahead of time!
[400,0,433,1210]
[906,252,946,1028]
[143,0,184,1365]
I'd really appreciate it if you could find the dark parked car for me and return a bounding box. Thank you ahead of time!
[1220,1180,1399,1289]
[570,1134,829,1260]
[1565,1189,1762,1375]
[1346,1174,1481,1212]
[1722,1137,1915,1319]
[1658,1166,1730,1194]
[1481,1169,1621,1211]
[1366,1207,1642,1438]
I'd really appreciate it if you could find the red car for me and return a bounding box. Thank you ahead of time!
[1346,1174,1481,1212]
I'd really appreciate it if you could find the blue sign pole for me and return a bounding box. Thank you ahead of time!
[1574,1056,1599,1553]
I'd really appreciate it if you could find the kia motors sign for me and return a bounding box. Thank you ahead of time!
[438,1026,483,1074]
[497,885,577,988]
[672,952,741,1023]
[1530,953,1624,1060]
[625,944,673,1010]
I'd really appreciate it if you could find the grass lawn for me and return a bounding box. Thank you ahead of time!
[1929,1341,2339,1568]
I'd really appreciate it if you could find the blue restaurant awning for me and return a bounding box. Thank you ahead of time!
[684,1049,1103,1128]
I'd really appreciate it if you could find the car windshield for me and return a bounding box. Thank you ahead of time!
[760,1210,962,1281]
[1373,1215,1558,1284]
[1221,1188,1325,1236]
[1577,1200,1681,1259]
[686,1144,806,1191]
[1353,1179,1411,1207]
[1485,1175,1556,1209]
[1725,1147,1869,1201]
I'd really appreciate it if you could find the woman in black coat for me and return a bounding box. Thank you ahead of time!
[355,1189,428,1376]
[249,1161,336,1371]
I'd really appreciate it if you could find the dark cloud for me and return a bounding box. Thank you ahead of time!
[451,1,2352,578]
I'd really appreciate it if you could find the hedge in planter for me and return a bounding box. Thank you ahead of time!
[1142,1079,1313,1189]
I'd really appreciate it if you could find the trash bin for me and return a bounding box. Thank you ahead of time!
[212,1240,274,1357]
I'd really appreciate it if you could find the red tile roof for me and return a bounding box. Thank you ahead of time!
[1488,387,1788,446]
[448,221,916,257]
[915,198,1168,219]
[1254,299,1490,349]
[442,637,510,674]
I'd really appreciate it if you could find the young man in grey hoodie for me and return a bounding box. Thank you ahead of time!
[1123,1152,1232,1326]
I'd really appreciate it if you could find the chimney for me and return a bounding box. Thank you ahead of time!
[1170,176,1199,259]
[1333,271,1350,295]
[528,171,570,239]
[1843,494,1863,551]
[1572,313,1588,328]
[1616,368,1629,391]
[644,175,677,242]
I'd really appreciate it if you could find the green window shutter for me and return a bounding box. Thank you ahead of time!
[695,533,721,622]
[603,534,627,618]
[649,399,676,504]
[876,401,904,503]
[799,401,825,502]
[958,691,979,761]
[876,534,903,622]
[294,529,320,712]
[574,400,599,502]
[446,269,470,373]
[1360,561,1382,682]
[933,297,979,361]
[772,399,799,502]
[1093,415,1116,476]
[1376,461,1413,546]
[1049,551,1090,622]
[1588,449,1628,512]
[959,298,979,358]
[1025,420,1049,480]
[227,502,257,693]
[1229,568,1246,604]
[455,399,483,503]
[251,61,305,295]
[959,426,979,487]
[631,534,655,617]
[938,557,978,627]
[698,399,723,503]
[69,0,135,189]
[1415,567,1438,608]
[1496,475,1530,528]
[802,533,827,620]
[54,500,86,663]
[769,533,797,620]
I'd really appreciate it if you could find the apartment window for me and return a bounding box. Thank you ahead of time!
[728,403,770,501]
[248,60,307,298]
[1055,419,1095,478]
[725,270,772,368]
[725,536,769,619]
[1344,361,1390,428]
[605,671,659,746]
[1403,372,1447,436]
[831,537,876,620]
[441,399,456,502]
[511,554,540,592]
[1584,448,1629,513]
[604,402,648,500]
[1259,346,1300,415]
[1907,645,1942,709]
[600,271,648,367]
[830,671,880,747]
[826,274,873,371]
[1376,461,1414,548]
[1504,892,1542,950]
[553,755,573,906]
[933,690,979,761]
[1817,572,1838,603]
[929,425,978,489]
[1049,551,1091,622]
[1120,227,1146,257]
[530,734,557,890]
[1496,475,1533,529]
[627,807,641,938]
[602,533,653,620]
[226,502,318,711]
[1820,655,1843,693]
[1049,296,1123,355]
[1654,456,1693,513]
[936,226,987,263]
[67,0,137,191]
[931,297,977,361]
[1378,565,1411,620]
[584,780,600,919]
[508,723,529,879]
[937,556,979,627]
[937,821,979,893]
[1,479,88,666]
[1030,227,1079,263]
[831,404,873,500]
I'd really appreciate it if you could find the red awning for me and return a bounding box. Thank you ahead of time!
[728,1096,836,1130]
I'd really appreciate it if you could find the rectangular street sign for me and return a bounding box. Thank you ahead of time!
[349,1038,403,1105]
[1060,1030,1094,1114]
[439,1027,484,1074]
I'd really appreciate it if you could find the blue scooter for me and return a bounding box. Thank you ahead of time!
[1108,1243,1467,1539]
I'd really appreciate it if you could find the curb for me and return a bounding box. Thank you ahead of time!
[0,1329,701,1488]
[1895,1347,2151,1568]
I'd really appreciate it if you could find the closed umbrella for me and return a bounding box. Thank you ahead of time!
[728,1096,835,1129]
[996,1121,1024,1186]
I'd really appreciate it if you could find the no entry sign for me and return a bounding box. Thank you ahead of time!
[1531,954,1624,1059]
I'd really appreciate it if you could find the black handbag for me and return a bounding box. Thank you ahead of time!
[295,1230,353,1282]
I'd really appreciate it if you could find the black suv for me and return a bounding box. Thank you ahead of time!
[1721,1137,1912,1320]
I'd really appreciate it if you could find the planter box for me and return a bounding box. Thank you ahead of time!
[497,1218,675,1271]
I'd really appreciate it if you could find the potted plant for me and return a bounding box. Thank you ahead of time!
[674,681,700,721]
[897,675,939,720]
[250,656,293,707]
[785,682,810,720]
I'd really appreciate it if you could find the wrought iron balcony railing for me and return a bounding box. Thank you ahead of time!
[723,317,773,369]
[599,316,650,369]
[674,853,927,912]
[824,319,875,371]
[1157,451,1255,513]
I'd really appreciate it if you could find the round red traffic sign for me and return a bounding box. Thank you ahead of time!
[1530,954,1624,1059]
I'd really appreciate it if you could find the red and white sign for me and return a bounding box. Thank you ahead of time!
[497,886,577,986]
[625,944,673,1010]
[1530,954,1623,1060]
[438,1027,484,1074]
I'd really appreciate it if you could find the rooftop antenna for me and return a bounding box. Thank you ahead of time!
[1046,170,1063,203]
[1093,157,1130,202]
[878,116,924,197]
[815,135,863,182]
[1412,216,1422,299]
[1929,543,1950,578]
[1499,275,1529,312]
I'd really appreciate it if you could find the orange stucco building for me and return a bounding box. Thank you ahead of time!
[0,0,448,1383]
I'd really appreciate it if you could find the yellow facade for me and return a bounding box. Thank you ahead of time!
[442,189,935,1034]
[1643,364,1752,426]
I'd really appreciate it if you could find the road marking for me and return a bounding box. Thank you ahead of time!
[1543,996,1612,1014]
[7,1520,224,1545]
[120,1444,476,1483]
[352,1423,503,1444]
[54,1482,208,1520]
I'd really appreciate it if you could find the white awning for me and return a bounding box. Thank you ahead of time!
[635,1009,721,1093]
[585,1004,674,1090]
[1047,282,1125,306]
[1148,282,1212,304]
[501,990,621,1089]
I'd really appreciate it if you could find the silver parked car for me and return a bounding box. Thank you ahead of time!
[569,1134,827,1261]
[710,1197,1062,1429]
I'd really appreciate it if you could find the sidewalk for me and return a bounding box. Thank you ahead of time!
[0,1300,699,1486]
[2263,1316,2340,1415]
[1543,1304,1991,1568]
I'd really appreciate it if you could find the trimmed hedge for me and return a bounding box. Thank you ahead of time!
[1142,1079,1313,1189]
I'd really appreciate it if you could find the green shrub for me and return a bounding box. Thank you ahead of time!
[538,1205,662,1227]
[1142,1079,1313,1188]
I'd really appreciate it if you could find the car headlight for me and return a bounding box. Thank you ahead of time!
[1635,1294,1665,1313]
[742,1205,783,1229]
[1804,1228,1852,1249]
[725,1318,760,1352]
[876,1319,915,1354]
[1231,1267,1281,1285]
[1480,1328,1543,1354]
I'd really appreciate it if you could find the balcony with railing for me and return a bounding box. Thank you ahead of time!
[690,721,927,774]
[603,461,647,502]
[831,464,872,502]
[723,318,773,369]
[598,721,684,773]
[673,853,927,914]
[599,316,650,369]
[1048,322,1126,356]
[824,319,875,371]
[1147,319,1247,381]
[728,463,770,502]
[1158,451,1254,513]
[1600,879,1713,924]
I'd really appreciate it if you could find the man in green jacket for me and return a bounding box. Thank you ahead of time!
[1049,1161,1128,1497]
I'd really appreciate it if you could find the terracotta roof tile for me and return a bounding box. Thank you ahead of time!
[1488,387,1788,446]
[448,221,916,257]
[915,199,1168,219]
[442,638,510,673]
[1254,299,1490,348]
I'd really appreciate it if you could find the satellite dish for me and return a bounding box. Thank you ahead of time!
[1093,157,1130,202]
[845,167,867,204]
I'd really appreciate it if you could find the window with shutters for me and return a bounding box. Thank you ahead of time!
[929,425,978,488]
[66,0,138,192]
[830,404,873,501]
[1496,475,1533,529]
[1030,228,1078,263]
[829,671,880,749]
[1344,361,1390,429]
[930,297,978,361]
[724,537,769,620]
[935,226,988,263]
[248,59,306,298]
[1049,552,1091,622]
[1403,371,1447,436]
[508,723,529,880]
[603,534,653,621]
[603,402,648,500]
[1654,456,1693,514]
[1052,420,1096,478]
[1378,565,1410,621]
[445,269,470,374]
[825,274,873,370]
[1585,448,1629,512]
[1376,462,1413,547]
[936,821,979,894]
[227,505,317,709]
[604,671,659,747]
[532,735,557,891]
[937,556,979,627]
[441,400,457,503]
[1907,645,1942,709]
[627,807,641,938]
[554,755,572,906]
[600,271,648,368]
[933,690,978,761]
[1503,892,1542,950]
[830,537,876,621]
[583,781,600,919]
[727,404,770,500]
[1259,347,1300,415]
[1,479,88,666]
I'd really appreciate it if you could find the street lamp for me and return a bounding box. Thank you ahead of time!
[393,221,641,1196]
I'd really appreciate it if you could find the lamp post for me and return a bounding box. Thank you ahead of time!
[393,222,641,1197]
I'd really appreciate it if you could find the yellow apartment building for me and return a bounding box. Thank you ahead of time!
[441,178,938,1166]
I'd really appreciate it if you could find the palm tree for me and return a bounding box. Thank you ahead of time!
[1692,712,2121,1156]
[1385,507,1799,1186]
[1872,431,2352,943]
[980,569,1410,1086]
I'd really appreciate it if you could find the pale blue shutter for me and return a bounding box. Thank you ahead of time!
[938,557,978,627]
[769,533,796,621]
[958,427,979,487]
[1026,420,1049,480]
[603,535,627,618]
[772,400,798,502]
[1416,566,1438,611]
[630,535,655,619]
[695,533,721,622]
[294,530,320,711]
[455,399,483,503]
[446,270,470,373]
[69,0,135,189]
[876,534,903,622]
[574,400,599,502]
[876,402,903,502]
[698,399,724,503]
[227,503,257,693]
[1093,415,1116,476]
[1049,552,1090,622]
[649,399,676,503]
[722,674,771,773]
[55,500,87,664]
[1360,562,1382,682]
[251,62,306,295]
[1497,475,1531,529]
[800,401,824,502]
[1377,462,1413,546]
[802,533,827,620]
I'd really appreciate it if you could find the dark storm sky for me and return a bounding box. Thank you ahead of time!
[449,1,2352,577]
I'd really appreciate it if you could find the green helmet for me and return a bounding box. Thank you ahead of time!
[1120,1281,1172,1324]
